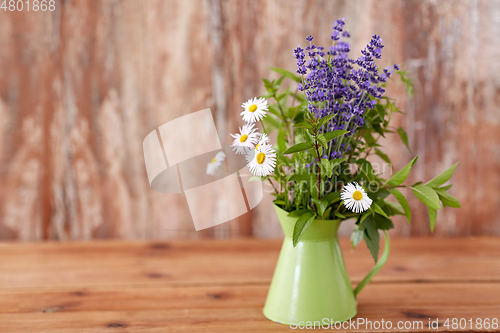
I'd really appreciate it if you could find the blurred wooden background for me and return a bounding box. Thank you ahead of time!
[0,0,498,241]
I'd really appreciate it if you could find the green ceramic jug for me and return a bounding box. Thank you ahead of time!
[263,205,390,326]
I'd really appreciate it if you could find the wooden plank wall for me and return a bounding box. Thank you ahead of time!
[0,0,498,241]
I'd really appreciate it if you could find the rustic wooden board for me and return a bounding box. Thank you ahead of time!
[0,239,499,332]
[1,283,499,314]
[0,0,499,240]
[0,284,499,332]
[0,238,499,289]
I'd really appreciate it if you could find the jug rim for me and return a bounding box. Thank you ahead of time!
[274,204,342,241]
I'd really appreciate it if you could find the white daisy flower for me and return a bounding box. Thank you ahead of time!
[206,152,225,175]
[246,143,277,177]
[254,133,270,151]
[230,123,260,155]
[341,182,373,213]
[241,97,268,123]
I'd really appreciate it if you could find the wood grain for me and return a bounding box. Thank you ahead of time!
[0,238,499,289]
[0,284,499,332]
[0,0,499,240]
[0,239,498,332]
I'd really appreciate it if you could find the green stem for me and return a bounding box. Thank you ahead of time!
[334,200,344,216]
[260,119,287,199]
[363,133,382,159]
[381,184,411,189]
[268,178,278,195]
[259,119,267,133]
[314,142,322,200]
[346,131,361,164]
[273,93,289,128]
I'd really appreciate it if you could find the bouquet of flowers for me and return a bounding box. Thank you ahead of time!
[208,18,460,263]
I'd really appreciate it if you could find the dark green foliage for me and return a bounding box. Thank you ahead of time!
[259,68,459,256]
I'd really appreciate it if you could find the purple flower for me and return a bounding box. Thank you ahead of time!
[293,19,399,172]
[331,151,343,159]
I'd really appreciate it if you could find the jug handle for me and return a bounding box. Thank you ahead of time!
[353,230,390,297]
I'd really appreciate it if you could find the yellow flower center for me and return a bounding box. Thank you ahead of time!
[239,134,248,142]
[249,104,258,112]
[353,190,363,201]
[210,157,217,164]
[256,152,266,164]
[254,144,260,150]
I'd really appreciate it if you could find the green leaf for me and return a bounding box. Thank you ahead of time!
[278,154,291,165]
[375,104,386,122]
[435,188,461,208]
[373,213,394,230]
[321,158,333,178]
[304,129,315,143]
[362,130,380,147]
[279,89,290,111]
[371,188,391,201]
[351,226,364,248]
[359,211,371,225]
[294,92,307,103]
[411,185,441,210]
[324,130,349,142]
[268,104,283,119]
[304,111,314,121]
[382,200,404,216]
[288,209,310,218]
[439,184,453,191]
[287,106,299,119]
[397,127,410,151]
[335,212,346,219]
[397,70,414,98]
[372,123,385,137]
[361,215,380,263]
[277,126,286,152]
[386,99,403,114]
[320,199,329,214]
[293,122,314,130]
[330,157,347,169]
[283,142,313,154]
[292,212,316,247]
[428,208,437,232]
[356,158,374,182]
[425,162,458,188]
[276,75,286,86]
[276,91,289,102]
[317,134,328,149]
[269,67,301,83]
[322,207,332,219]
[388,188,411,224]
[375,148,391,165]
[311,198,327,216]
[371,202,389,218]
[310,148,319,159]
[317,114,335,128]
[262,114,280,130]
[386,156,418,186]
[322,192,340,205]
[262,78,276,93]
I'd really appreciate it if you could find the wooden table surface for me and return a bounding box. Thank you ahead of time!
[0,238,498,332]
